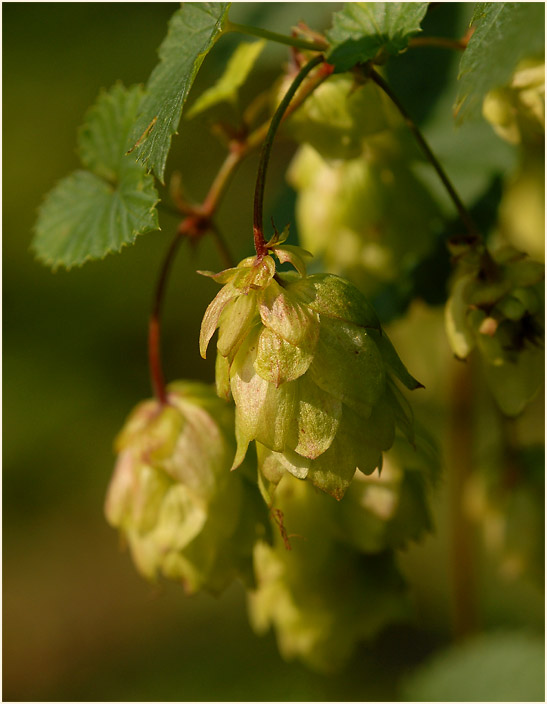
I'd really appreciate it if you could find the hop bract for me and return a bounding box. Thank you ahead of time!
[200,235,422,501]
[105,381,265,594]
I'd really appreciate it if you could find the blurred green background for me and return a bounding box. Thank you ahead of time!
[3,3,544,701]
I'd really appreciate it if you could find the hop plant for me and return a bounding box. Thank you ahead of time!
[105,381,267,594]
[199,232,423,502]
[445,245,544,416]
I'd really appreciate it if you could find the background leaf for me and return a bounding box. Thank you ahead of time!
[403,631,545,702]
[186,39,265,119]
[129,2,231,182]
[327,2,429,72]
[455,2,545,122]
[33,84,159,269]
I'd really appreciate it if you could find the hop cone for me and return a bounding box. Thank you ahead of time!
[482,58,544,148]
[445,245,544,416]
[281,72,402,160]
[288,143,442,301]
[248,473,409,671]
[105,381,266,594]
[199,235,422,501]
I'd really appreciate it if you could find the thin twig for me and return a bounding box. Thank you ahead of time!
[253,54,328,256]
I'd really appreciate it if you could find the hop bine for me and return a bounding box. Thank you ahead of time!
[199,231,423,502]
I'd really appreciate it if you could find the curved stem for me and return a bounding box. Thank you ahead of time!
[253,53,327,256]
[149,230,186,404]
[368,67,481,245]
[226,20,327,52]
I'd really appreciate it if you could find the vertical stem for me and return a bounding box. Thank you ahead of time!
[449,357,478,639]
[253,53,327,256]
[368,67,481,245]
[148,226,189,404]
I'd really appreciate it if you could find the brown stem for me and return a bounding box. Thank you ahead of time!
[368,67,482,246]
[149,228,186,404]
[253,54,328,256]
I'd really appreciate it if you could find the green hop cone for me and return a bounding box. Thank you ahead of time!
[199,234,423,502]
[445,245,545,416]
[288,144,442,300]
[482,59,544,148]
[280,72,402,161]
[247,473,409,672]
[105,381,267,594]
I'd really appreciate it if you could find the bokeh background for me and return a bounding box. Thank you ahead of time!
[3,3,544,701]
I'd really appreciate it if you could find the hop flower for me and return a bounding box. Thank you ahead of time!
[445,245,544,416]
[281,72,402,160]
[287,143,442,302]
[199,234,422,501]
[248,473,408,671]
[482,58,544,147]
[105,381,266,594]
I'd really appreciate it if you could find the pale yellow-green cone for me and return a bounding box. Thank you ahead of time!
[280,72,403,160]
[482,58,544,147]
[247,473,409,672]
[199,235,422,501]
[445,245,544,416]
[287,143,442,299]
[105,381,266,594]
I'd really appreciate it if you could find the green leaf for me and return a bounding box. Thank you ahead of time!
[33,84,159,270]
[327,2,429,72]
[455,2,545,122]
[186,39,265,119]
[403,631,545,702]
[129,2,231,182]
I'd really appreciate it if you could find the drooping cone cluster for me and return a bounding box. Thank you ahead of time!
[105,381,267,594]
[281,72,442,302]
[199,232,422,501]
[445,244,544,416]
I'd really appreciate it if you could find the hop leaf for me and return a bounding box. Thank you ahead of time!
[105,381,267,594]
[199,247,422,501]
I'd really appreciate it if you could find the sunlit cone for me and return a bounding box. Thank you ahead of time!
[482,58,544,147]
[199,233,423,501]
[105,381,267,594]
